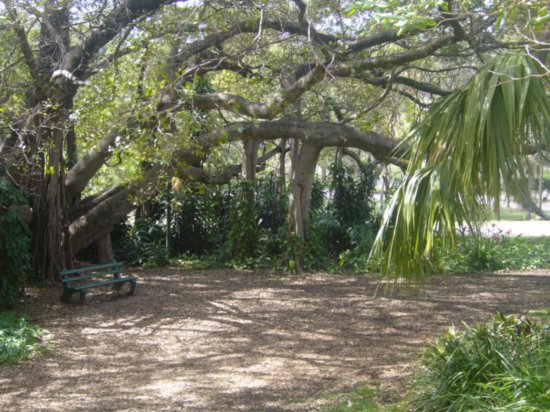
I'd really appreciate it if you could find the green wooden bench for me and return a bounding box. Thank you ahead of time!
[60,262,137,304]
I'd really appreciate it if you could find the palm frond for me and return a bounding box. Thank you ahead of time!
[372,54,550,282]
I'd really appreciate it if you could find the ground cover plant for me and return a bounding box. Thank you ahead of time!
[325,311,550,412]
[0,313,47,364]
[411,312,550,411]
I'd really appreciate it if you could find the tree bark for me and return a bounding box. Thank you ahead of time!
[31,117,65,280]
[288,142,320,273]
[242,140,260,181]
[97,234,114,263]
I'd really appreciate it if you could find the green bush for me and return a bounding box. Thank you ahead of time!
[441,234,550,274]
[0,313,47,364]
[113,219,169,267]
[412,313,550,411]
[171,187,231,255]
[228,179,259,260]
[0,168,32,309]
[307,160,379,270]
[495,236,550,270]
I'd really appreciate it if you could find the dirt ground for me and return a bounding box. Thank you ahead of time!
[1,268,549,411]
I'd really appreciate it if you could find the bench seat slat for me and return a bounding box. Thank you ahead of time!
[67,276,136,291]
[61,269,124,283]
[60,262,123,276]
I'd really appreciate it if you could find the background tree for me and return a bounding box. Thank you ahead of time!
[0,0,548,279]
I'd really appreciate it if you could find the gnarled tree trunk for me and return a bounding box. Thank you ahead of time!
[288,142,321,273]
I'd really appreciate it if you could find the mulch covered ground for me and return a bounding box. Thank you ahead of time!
[1,268,549,411]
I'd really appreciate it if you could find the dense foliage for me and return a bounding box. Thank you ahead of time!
[0,168,32,309]
[109,160,380,270]
[372,53,550,281]
[442,234,550,274]
[0,0,546,279]
[412,313,550,411]
[309,160,379,270]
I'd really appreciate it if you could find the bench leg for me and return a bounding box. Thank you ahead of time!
[60,289,72,303]
[78,291,86,304]
[127,280,136,296]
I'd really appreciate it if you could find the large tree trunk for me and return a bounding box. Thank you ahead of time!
[97,234,114,263]
[31,128,65,280]
[288,142,320,273]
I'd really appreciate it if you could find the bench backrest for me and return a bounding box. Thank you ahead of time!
[60,262,124,282]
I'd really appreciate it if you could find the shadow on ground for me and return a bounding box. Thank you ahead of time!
[1,268,549,411]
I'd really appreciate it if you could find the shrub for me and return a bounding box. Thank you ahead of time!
[171,187,231,255]
[113,219,169,267]
[412,313,550,411]
[228,179,259,260]
[441,233,550,274]
[0,313,47,364]
[307,159,379,269]
[0,168,32,309]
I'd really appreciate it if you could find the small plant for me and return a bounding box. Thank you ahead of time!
[0,313,48,364]
[411,312,550,411]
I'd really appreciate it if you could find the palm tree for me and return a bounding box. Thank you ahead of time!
[372,54,550,282]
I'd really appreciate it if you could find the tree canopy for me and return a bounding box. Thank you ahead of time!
[0,0,548,280]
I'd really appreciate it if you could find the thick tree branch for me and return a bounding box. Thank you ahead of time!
[181,146,284,184]
[332,34,456,75]
[65,129,120,198]
[363,75,451,96]
[208,120,402,164]
[62,0,178,78]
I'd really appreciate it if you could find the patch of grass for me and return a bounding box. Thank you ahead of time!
[411,313,550,411]
[491,207,530,221]
[0,312,48,364]
[325,385,406,412]
[529,308,550,322]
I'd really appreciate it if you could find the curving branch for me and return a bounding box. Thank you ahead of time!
[61,0,179,79]
[332,34,456,75]
[3,2,42,90]
[179,146,284,185]
[200,120,402,164]
[362,75,450,96]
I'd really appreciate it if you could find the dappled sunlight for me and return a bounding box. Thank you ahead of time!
[1,269,549,411]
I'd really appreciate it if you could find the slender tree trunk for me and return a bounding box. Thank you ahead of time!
[494,197,501,221]
[242,139,259,181]
[538,152,544,209]
[526,170,534,220]
[288,142,320,273]
[278,138,287,194]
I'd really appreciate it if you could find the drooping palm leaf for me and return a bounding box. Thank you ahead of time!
[372,54,550,282]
